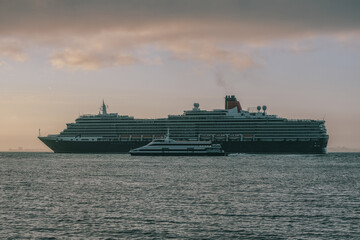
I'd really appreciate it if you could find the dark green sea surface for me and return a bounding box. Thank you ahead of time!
[1,152,359,239]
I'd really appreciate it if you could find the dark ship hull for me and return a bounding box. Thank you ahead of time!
[39,137,328,154]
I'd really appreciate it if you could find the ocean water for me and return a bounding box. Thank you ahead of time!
[0,153,359,239]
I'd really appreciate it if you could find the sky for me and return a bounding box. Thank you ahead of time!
[0,0,359,151]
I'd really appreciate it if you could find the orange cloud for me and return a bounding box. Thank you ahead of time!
[50,48,139,70]
[0,41,28,62]
[163,41,256,69]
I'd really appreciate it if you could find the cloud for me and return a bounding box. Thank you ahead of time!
[289,42,315,54]
[333,32,360,49]
[163,41,256,69]
[0,41,28,62]
[0,0,359,70]
[50,48,139,70]
[1,0,359,37]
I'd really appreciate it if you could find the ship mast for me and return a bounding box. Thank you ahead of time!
[101,100,107,115]
[165,128,170,142]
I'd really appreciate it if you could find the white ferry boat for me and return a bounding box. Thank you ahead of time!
[129,131,226,156]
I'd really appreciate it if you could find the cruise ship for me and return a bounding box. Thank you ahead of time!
[38,96,329,154]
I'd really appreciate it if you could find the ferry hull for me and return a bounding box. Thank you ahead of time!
[39,137,328,154]
[130,152,226,156]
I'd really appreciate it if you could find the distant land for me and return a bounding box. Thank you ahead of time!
[6,147,49,152]
[328,147,360,153]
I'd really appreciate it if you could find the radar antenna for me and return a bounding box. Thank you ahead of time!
[193,103,200,111]
[262,105,267,113]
